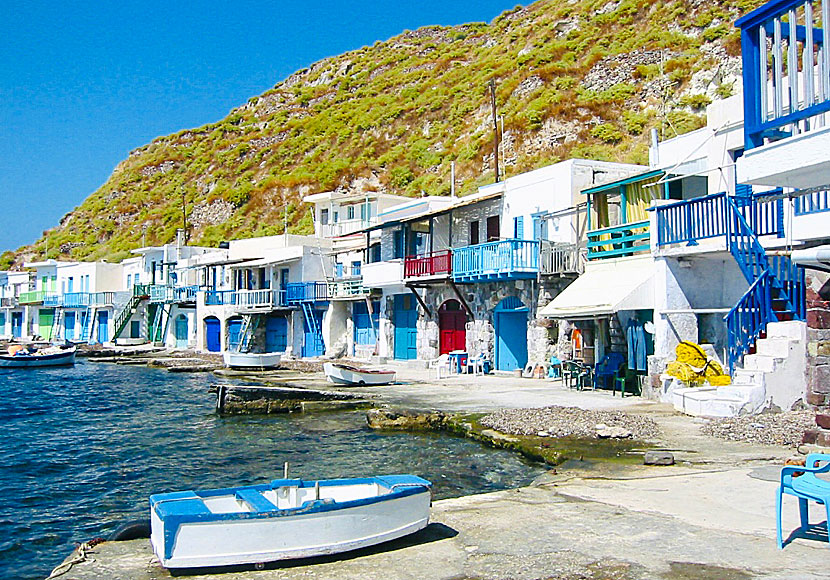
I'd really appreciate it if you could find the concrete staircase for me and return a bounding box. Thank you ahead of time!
[672,321,807,417]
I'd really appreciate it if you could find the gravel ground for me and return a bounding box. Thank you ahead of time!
[700,410,815,447]
[479,406,661,440]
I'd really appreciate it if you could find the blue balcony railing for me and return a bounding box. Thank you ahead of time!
[737,0,830,150]
[62,292,91,308]
[452,239,539,282]
[587,221,650,259]
[205,290,235,305]
[285,282,329,303]
[655,191,784,246]
[43,293,61,307]
[794,190,830,215]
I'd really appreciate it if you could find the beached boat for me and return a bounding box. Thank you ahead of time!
[223,351,281,369]
[323,362,396,385]
[150,474,432,569]
[0,345,76,368]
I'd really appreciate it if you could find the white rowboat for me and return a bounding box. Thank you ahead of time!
[223,351,281,369]
[0,345,76,368]
[150,474,431,569]
[324,362,396,385]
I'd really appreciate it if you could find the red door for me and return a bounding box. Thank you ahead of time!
[439,300,467,354]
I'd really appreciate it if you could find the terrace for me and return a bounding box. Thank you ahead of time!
[452,239,539,283]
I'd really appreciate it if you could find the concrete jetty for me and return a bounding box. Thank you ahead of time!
[49,364,827,579]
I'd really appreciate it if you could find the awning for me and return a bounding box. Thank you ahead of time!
[540,258,654,319]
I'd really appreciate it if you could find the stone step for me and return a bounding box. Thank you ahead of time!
[731,368,764,387]
[766,320,807,341]
[743,353,777,373]
[755,337,794,359]
[672,383,767,418]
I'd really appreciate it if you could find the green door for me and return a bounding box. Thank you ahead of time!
[38,308,55,340]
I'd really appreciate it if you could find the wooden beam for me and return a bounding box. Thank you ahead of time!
[448,280,474,320]
[406,284,432,318]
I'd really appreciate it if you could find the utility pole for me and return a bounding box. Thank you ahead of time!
[180,187,189,244]
[489,79,500,183]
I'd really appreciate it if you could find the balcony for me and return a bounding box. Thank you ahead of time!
[90,292,116,306]
[19,290,47,304]
[736,0,830,189]
[404,250,452,279]
[320,218,376,238]
[0,297,16,308]
[327,279,366,299]
[62,292,91,308]
[233,289,286,309]
[149,284,199,303]
[587,221,650,260]
[654,192,784,247]
[362,260,404,288]
[205,290,236,306]
[285,282,329,304]
[540,242,583,276]
[452,239,539,283]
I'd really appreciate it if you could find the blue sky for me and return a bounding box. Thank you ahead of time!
[0,0,516,254]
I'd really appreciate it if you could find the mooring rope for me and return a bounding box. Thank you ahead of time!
[45,539,101,579]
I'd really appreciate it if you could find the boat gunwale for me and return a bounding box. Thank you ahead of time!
[150,475,431,562]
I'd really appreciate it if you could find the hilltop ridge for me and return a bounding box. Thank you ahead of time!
[4,0,760,268]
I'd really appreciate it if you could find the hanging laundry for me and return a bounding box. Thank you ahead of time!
[626,319,647,372]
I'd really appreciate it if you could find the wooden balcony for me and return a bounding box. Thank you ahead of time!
[19,290,47,304]
[327,279,366,298]
[587,221,650,260]
[452,239,539,283]
[404,250,452,279]
[540,242,583,276]
[285,282,329,304]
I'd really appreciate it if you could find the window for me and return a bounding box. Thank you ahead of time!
[470,220,480,245]
[320,208,329,225]
[351,261,361,276]
[127,274,132,288]
[347,205,355,220]
[513,216,524,239]
[393,229,404,259]
[333,211,339,223]
[335,262,344,277]
[369,245,381,263]
[486,215,500,242]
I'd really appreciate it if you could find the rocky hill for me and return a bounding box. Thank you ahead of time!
[3,0,760,267]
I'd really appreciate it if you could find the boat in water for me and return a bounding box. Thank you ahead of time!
[323,362,396,385]
[223,351,281,369]
[150,474,431,569]
[0,344,76,368]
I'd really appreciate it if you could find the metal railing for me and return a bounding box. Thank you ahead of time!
[0,297,16,307]
[285,281,329,303]
[205,290,236,306]
[655,191,784,246]
[726,272,773,373]
[737,0,830,149]
[319,218,377,238]
[404,250,452,278]
[327,279,366,298]
[540,242,583,275]
[586,221,650,259]
[452,239,539,282]
[19,290,46,304]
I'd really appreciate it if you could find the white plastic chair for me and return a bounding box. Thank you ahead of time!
[466,355,485,376]
[429,354,451,379]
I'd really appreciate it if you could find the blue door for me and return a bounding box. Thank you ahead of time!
[393,294,418,360]
[494,297,528,371]
[227,318,243,351]
[353,301,379,347]
[205,317,221,352]
[64,311,76,341]
[11,312,22,338]
[302,309,325,357]
[97,311,109,343]
[265,316,287,352]
[174,315,188,348]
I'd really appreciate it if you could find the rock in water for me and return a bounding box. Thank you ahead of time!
[644,451,675,465]
[595,425,632,439]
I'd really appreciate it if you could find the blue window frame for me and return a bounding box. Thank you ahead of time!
[513,216,524,240]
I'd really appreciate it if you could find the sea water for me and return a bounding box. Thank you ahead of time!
[0,361,545,579]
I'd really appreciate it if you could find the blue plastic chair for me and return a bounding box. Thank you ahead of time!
[777,453,830,549]
[547,356,562,379]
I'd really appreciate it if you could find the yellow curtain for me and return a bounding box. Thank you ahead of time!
[626,178,661,235]
[592,193,612,251]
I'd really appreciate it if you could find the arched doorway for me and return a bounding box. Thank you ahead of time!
[174,314,188,348]
[204,316,221,352]
[438,299,467,354]
[494,296,528,371]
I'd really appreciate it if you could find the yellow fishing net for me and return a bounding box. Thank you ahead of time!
[666,341,731,386]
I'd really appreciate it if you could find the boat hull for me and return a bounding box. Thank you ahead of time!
[223,352,281,369]
[324,362,396,385]
[0,348,76,368]
[150,475,431,569]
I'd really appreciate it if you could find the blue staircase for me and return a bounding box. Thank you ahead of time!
[235,315,260,353]
[301,302,324,357]
[724,196,805,371]
[78,307,94,343]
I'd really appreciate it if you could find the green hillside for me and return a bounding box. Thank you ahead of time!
[4,0,762,268]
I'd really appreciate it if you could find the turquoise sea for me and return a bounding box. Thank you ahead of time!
[0,362,545,579]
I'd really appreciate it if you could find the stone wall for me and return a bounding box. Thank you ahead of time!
[805,271,830,409]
